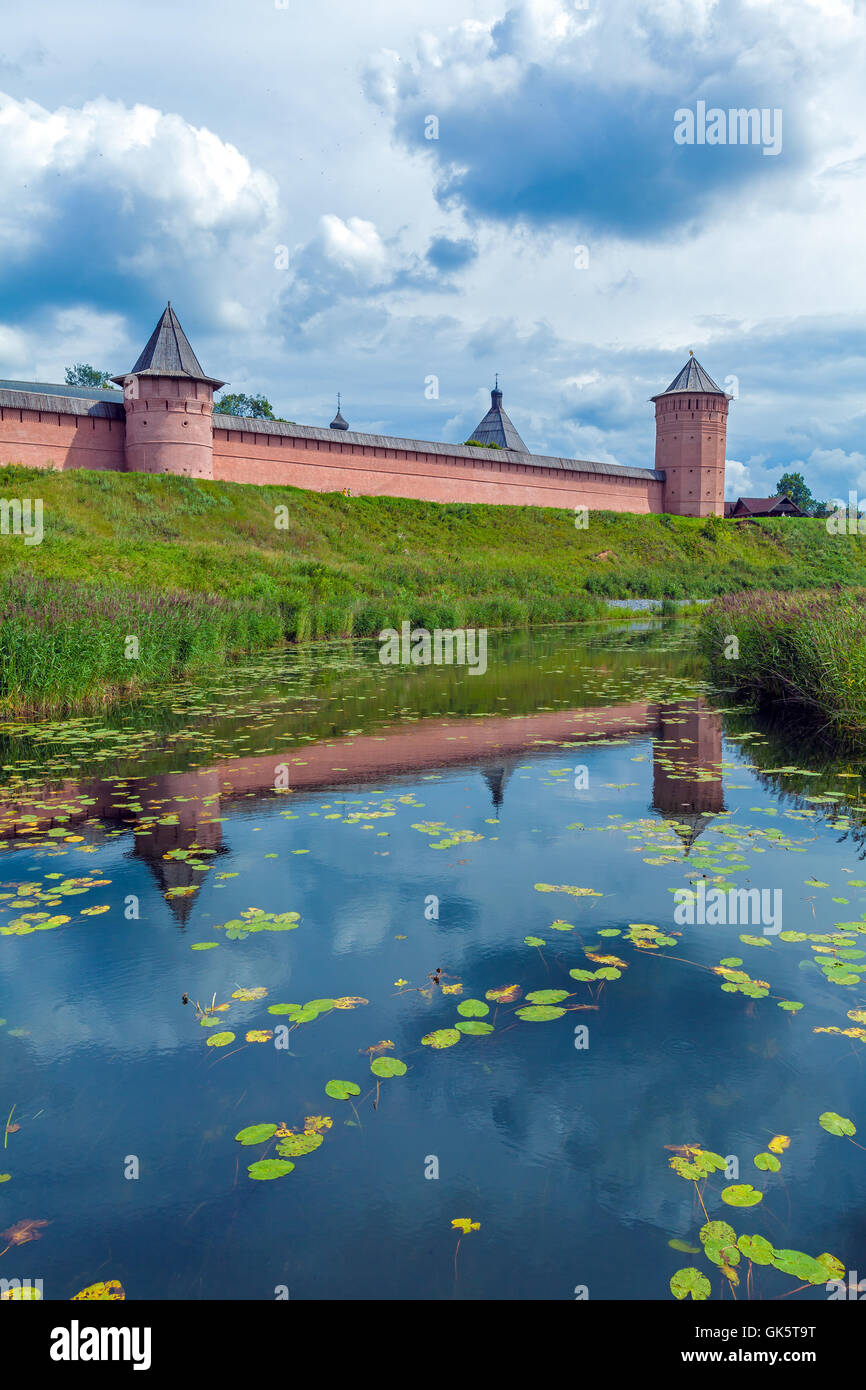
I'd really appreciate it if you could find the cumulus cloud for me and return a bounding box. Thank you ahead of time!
[0,90,280,325]
[363,0,864,237]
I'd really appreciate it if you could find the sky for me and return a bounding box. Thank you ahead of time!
[0,0,865,503]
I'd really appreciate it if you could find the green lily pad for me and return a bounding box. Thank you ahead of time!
[524,989,569,1005]
[819,1111,856,1136]
[700,1220,736,1247]
[737,1234,775,1265]
[753,1152,781,1172]
[771,1249,828,1284]
[670,1267,711,1301]
[515,1005,566,1021]
[370,1057,407,1077]
[568,969,596,982]
[455,1020,495,1035]
[325,1080,361,1100]
[457,999,490,1018]
[421,1028,460,1049]
[191,942,218,951]
[268,1003,302,1017]
[235,1123,277,1146]
[815,1252,845,1280]
[205,1031,235,1047]
[276,1131,323,1156]
[524,936,546,947]
[721,1184,763,1207]
[248,1159,295,1180]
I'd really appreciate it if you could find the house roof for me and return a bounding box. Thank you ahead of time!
[652,353,726,399]
[111,304,225,388]
[726,495,805,517]
[468,384,529,452]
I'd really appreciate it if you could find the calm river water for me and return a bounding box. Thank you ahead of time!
[1,622,864,1300]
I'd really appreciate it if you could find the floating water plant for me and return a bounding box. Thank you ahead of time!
[325,1079,362,1127]
[421,1028,460,1049]
[212,907,301,941]
[667,1129,845,1299]
[370,1055,406,1109]
[248,1159,294,1180]
[71,1281,125,1300]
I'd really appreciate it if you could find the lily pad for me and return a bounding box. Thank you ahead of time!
[737,1234,775,1265]
[455,1020,494,1035]
[276,1132,323,1156]
[721,1184,763,1207]
[205,1031,235,1047]
[235,1123,277,1146]
[457,999,490,1018]
[670,1267,711,1301]
[247,1159,295,1180]
[370,1057,407,1077]
[515,1005,566,1021]
[771,1249,828,1284]
[753,1152,781,1172]
[524,989,569,1005]
[819,1111,856,1136]
[70,1280,125,1300]
[421,1028,461,1049]
[324,1080,361,1100]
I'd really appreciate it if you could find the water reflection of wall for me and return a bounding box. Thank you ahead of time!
[0,698,724,919]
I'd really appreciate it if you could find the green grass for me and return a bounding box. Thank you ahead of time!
[700,588,866,741]
[2,464,866,711]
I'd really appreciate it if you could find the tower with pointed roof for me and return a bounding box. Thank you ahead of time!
[652,353,730,516]
[113,303,225,479]
[468,378,528,452]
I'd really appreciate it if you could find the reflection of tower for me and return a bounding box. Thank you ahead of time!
[651,699,724,853]
[127,771,225,925]
[480,758,519,816]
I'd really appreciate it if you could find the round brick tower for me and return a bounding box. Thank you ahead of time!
[112,304,224,479]
[652,353,730,517]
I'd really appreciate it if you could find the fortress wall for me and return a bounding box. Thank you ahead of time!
[0,407,126,473]
[211,429,665,513]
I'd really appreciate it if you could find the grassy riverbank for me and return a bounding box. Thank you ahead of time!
[700,587,866,740]
[2,464,866,711]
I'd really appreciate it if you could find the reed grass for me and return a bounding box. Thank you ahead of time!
[700,587,866,739]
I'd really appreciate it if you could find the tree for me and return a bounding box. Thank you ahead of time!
[214,392,276,419]
[65,364,113,389]
[775,471,830,517]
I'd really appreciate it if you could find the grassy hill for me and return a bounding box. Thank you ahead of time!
[1,464,864,710]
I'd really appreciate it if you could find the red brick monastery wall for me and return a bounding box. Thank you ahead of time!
[210,428,665,512]
[0,405,126,472]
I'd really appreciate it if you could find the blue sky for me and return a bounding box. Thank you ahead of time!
[0,0,864,502]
